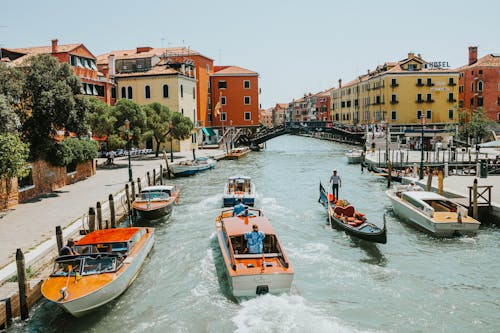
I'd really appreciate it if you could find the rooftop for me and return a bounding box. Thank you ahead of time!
[212,65,258,76]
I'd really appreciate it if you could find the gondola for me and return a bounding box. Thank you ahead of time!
[318,182,387,244]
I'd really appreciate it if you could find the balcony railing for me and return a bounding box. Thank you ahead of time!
[448,82,457,86]
[390,100,399,104]
[426,99,434,103]
[416,99,424,103]
[416,82,424,86]
[448,98,457,103]
[390,83,399,87]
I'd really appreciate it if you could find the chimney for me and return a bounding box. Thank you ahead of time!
[408,52,415,59]
[468,46,478,65]
[136,46,153,54]
[108,54,116,77]
[338,79,342,88]
[51,39,58,53]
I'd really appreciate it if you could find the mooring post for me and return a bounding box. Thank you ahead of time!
[88,207,96,232]
[438,170,444,195]
[137,177,142,194]
[131,180,136,200]
[426,168,433,191]
[109,194,116,228]
[473,178,478,219]
[387,161,392,188]
[15,249,29,320]
[55,225,63,253]
[444,162,448,177]
[413,163,418,178]
[96,201,103,230]
[125,184,131,215]
[147,172,151,186]
[476,163,480,177]
[160,165,164,185]
[153,169,156,186]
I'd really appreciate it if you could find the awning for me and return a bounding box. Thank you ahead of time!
[202,127,216,136]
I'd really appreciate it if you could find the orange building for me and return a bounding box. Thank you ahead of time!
[210,66,259,129]
[1,39,115,105]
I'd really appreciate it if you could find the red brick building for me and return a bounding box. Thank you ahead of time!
[209,66,259,128]
[1,39,115,105]
[458,46,500,122]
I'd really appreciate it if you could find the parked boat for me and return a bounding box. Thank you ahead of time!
[224,146,250,160]
[386,186,480,236]
[318,183,387,244]
[41,227,154,317]
[345,149,363,164]
[223,176,255,207]
[170,156,216,176]
[215,207,294,297]
[132,185,179,220]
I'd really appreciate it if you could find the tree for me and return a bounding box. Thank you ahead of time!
[458,108,494,144]
[0,63,25,104]
[110,99,147,146]
[169,111,194,141]
[143,103,172,157]
[0,133,30,207]
[0,95,18,134]
[86,96,115,137]
[22,54,86,159]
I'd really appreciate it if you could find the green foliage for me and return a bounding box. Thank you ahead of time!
[170,112,194,141]
[0,133,30,178]
[143,103,172,156]
[0,94,18,134]
[458,108,494,141]
[47,141,74,167]
[106,134,126,151]
[0,63,24,103]
[85,96,115,137]
[47,138,97,167]
[111,99,147,146]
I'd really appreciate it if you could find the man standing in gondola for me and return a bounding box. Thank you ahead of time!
[329,170,341,200]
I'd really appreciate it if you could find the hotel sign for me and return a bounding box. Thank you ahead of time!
[426,61,450,69]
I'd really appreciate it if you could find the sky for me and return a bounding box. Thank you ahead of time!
[1,0,499,109]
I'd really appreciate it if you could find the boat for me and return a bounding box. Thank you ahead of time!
[345,149,363,164]
[215,207,294,297]
[41,227,154,317]
[170,156,216,176]
[223,176,255,207]
[224,146,251,160]
[386,186,480,236]
[318,182,387,244]
[132,185,179,220]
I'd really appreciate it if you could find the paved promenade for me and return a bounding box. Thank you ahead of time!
[0,150,223,278]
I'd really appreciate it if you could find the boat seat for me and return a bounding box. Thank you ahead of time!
[333,205,356,217]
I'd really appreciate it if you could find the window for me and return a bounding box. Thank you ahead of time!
[221,96,226,105]
[498,113,500,122]
[193,109,196,123]
[426,93,432,102]
[417,110,422,119]
[181,108,184,115]
[391,111,397,120]
[220,112,227,121]
[193,87,195,99]
[244,80,250,89]
[244,96,251,105]
[191,133,197,143]
[470,98,475,107]
[208,113,213,122]
[426,78,433,86]
[408,64,417,71]
[417,93,423,102]
[471,82,474,92]
[180,85,184,98]
[477,96,483,106]
[448,93,455,102]
[459,86,464,93]
[478,81,483,92]
[448,109,454,119]
[218,81,227,89]
[426,110,432,120]
[448,77,455,85]
[145,85,151,99]
[127,86,133,99]
[498,82,500,91]
[244,112,251,120]
[417,78,423,86]
[479,70,483,75]
[391,94,397,103]
[163,85,169,98]
[391,78,397,87]
[498,96,500,106]
[121,87,126,98]
[111,87,116,99]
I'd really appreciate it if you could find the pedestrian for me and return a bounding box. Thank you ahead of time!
[329,170,342,200]
[60,238,79,256]
[232,198,247,216]
[244,224,265,254]
[108,150,115,165]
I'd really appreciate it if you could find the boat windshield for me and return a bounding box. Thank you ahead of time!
[51,258,82,277]
[423,199,457,212]
[81,255,122,275]
[141,191,170,200]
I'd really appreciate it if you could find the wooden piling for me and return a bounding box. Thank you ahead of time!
[131,180,136,200]
[437,170,444,195]
[109,194,116,228]
[153,169,156,186]
[125,184,131,216]
[15,249,29,320]
[147,172,151,186]
[163,151,171,179]
[426,168,433,191]
[160,165,164,185]
[387,161,392,188]
[137,177,142,194]
[96,201,103,230]
[473,178,478,219]
[55,226,63,253]
[88,207,96,232]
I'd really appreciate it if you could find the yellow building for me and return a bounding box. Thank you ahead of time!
[331,53,459,126]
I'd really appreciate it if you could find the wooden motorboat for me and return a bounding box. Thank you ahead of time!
[215,208,294,297]
[386,186,480,236]
[318,182,387,244]
[224,146,250,160]
[171,156,216,176]
[223,176,255,207]
[132,185,179,220]
[345,149,363,164]
[41,227,154,317]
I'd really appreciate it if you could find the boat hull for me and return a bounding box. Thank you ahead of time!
[134,203,173,220]
[346,155,362,164]
[230,272,294,297]
[49,232,154,317]
[171,163,215,176]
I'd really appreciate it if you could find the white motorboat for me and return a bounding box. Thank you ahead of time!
[170,156,216,177]
[386,187,480,236]
[345,149,363,164]
[223,176,255,207]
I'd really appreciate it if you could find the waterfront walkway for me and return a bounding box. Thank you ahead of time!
[0,150,223,278]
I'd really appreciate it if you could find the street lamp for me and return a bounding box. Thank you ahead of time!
[124,119,133,182]
[169,121,174,162]
[419,115,426,180]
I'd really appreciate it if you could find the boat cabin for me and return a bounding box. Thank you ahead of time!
[227,176,252,194]
[401,191,467,218]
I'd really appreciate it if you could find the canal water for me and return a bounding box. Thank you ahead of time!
[13,135,500,333]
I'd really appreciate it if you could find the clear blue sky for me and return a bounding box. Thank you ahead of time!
[1,0,499,108]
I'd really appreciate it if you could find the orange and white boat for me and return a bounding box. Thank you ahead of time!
[215,208,294,297]
[132,185,179,220]
[224,146,250,160]
[41,227,154,317]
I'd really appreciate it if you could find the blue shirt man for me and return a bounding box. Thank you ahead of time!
[244,224,265,254]
[233,200,247,216]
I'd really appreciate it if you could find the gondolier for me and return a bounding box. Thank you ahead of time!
[329,170,341,200]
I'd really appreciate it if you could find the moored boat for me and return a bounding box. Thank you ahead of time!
[223,176,255,207]
[41,227,154,317]
[319,182,387,244]
[170,156,216,176]
[345,149,363,164]
[224,146,250,160]
[132,185,179,220]
[215,207,294,297]
[386,186,480,236]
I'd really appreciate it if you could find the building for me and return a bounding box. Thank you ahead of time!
[272,103,288,126]
[209,66,259,130]
[259,108,273,127]
[1,39,115,105]
[458,46,500,122]
[331,53,459,126]
[97,47,198,152]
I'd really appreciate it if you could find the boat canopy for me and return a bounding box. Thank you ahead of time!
[222,216,276,236]
[403,191,447,201]
[141,185,175,192]
[75,228,142,245]
[227,176,251,181]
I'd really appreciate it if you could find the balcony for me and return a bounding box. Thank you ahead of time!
[426,99,434,103]
[426,82,434,87]
[390,83,399,87]
[416,99,424,103]
[448,98,457,103]
[416,82,424,87]
[390,100,399,104]
[448,82,457,86]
